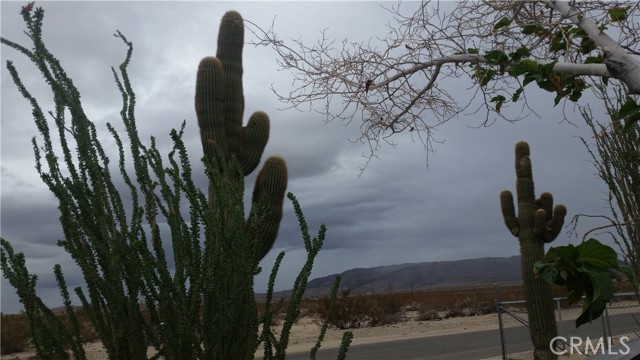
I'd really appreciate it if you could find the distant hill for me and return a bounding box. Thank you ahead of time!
[297,255,522,298]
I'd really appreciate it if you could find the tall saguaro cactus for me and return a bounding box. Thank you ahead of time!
[194,10,288,359]
[500,141,566,360]
[195,10,288,261]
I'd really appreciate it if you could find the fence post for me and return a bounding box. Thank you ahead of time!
[495,284,507,360]
[603,307,613,343]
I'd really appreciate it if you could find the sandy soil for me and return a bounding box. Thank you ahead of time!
[5,301,637,360]
[270,311,500,354]
[3,312,500,360]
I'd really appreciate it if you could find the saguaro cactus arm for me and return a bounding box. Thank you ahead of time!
[239,111,270,175]
[545,207,566,241]
[500,190,519,236]
[196,56,227,162]
[216,10,245,154]
[248,156,288,260]
[500,142,567,241]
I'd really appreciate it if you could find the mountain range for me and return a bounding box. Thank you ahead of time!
[297,255,523,298]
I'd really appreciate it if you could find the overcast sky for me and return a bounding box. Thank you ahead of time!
[0,1,621,314]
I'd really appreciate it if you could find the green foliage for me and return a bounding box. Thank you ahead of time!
[507,59,538,77]
[259,193,352,360]
[490,95,507,113]
[1,5,349,360]
[535,238,637,328]
[578,86,640,296]
[335,332,354,360]
[310,276,342,359]
[520,23,548,36]
[493,17,511,31]
[1,239,81,360]
[608,6,629,22]
[472,40,591,112]
[619,96,640,133]
[479,14,613,112]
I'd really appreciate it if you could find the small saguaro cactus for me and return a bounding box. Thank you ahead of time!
[195,10,288,261]
[500,141,567,360]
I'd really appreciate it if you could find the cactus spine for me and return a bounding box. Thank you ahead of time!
[195,10,288,261]
[500,141,566,360]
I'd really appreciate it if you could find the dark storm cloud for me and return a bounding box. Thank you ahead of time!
[1,1,613,313]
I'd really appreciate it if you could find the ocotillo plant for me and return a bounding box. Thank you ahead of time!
[1,5,349,360]
[500,141,566,360]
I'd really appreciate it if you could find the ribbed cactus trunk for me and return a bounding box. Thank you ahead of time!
[500,141,566,360]
[195,10,288,359]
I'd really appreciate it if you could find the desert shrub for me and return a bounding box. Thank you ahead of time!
[442,308,465,318]
[321,294,365,329]
[318,290,403,329]
[475,301,497,315]
[417,308,440,321]
[368,293,403,326]
[0,310,101,356]
[69,309,100,343]
[1,313,30,354]
[311,284,562,326]
[298,298,327,319]
[404,301,421,312]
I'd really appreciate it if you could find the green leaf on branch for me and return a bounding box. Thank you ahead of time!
[576,238,618,270]
[619,97,639,118]
[540,61,557,75]
[568,26,587,38]
[534,238,637,328]
[490,95,506,113]
[474,67,496,87]
[608,6,628,22]
[619,96,640,131]
[508,59,538,77]
[511,88,523,102]
[521,23,546,35]
[579,37,597,54]
[493,17,511,31]
[618,264,637,285]
[585,55,603,64]
[509,47,531,62]
[484,50,509,66]
[522,73,536,87]
[550,32,567,53]
[568,78,588,102]
[553,93,563,106]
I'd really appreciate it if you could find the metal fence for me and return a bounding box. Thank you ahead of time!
[496,291,640,360]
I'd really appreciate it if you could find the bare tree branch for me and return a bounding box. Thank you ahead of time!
[247,1,640,166]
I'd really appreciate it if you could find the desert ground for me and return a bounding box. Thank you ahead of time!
[4,297,637,359]
[3,311,500,360]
